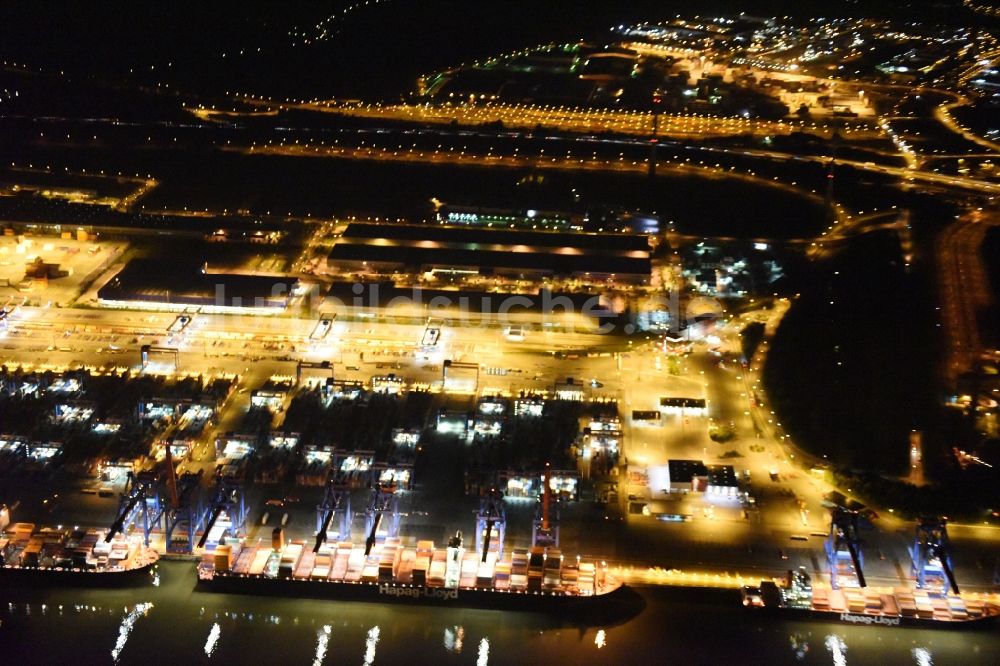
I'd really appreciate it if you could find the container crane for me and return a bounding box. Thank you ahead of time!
[163,470,206,554]
[825,506,868,589]
[314,467,353,553]
[911,517,960,594]
[196,473,248,550]
[106,471,162,546]
[476,488,506,563]
[363,481,399,556]
[532,464,559,548]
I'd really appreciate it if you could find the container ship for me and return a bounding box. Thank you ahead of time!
[0,522,159,586]
[199,471,623,610]
[741,568,1000,629]
[197,531,622,610]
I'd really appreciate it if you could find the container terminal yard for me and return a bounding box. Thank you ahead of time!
[1,288,998,623]
[196,479,622,609]
[0,194,998,629]
[0,195,998,622]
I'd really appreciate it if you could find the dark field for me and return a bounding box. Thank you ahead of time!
[139,152,829,239]
[764,233,940,474]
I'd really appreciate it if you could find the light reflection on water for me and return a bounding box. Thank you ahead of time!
[477,637,490,666]
[825,634,847,666]
[204,622,221,657]
[110,603,153,663]
[363,625,379,666]
[311,624,331,666]
[443,625,464,653]
[0,563,998,664]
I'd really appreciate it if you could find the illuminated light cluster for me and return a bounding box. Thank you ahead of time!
[964,0,1000,18]
[337,103,804,136]
[731,56,797,73]
[224,91,869,140]
[288,0,394,46]
[418,42,571,88]
[307,100,831,139]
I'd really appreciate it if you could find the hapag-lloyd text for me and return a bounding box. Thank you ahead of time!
[379,584,459,601]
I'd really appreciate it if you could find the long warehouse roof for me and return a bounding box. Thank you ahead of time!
[341,222,650,252]
[330,223,651,276]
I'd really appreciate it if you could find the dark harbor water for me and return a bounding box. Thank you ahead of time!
[1,562,998,665]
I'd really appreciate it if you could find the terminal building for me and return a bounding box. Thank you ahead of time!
[326,222,651,285]
[649,460,740,496]
[437,205,579,231]
[659,396,708,416]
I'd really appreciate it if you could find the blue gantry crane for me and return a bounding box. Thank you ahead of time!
[911,517,960,594]
[363,481,400,556]
[314,466,354,553]
[196,473,248,549]
[826,506,868,589]
[476,488,506,563]
[164,470,206,554]
[106,471,163,546]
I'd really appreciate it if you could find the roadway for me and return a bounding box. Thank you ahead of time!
[936,208,1000,385]
[240,97,864,141]
[235,135,1000,198]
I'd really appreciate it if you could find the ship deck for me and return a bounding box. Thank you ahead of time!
[745,578,1000,624]
[1,522,158,573]
[200,537,616,597]
[808,584,1000,622]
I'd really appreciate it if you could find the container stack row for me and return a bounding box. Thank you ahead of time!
[215,539,598,595]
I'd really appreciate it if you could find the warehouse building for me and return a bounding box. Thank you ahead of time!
[326,222,651,284]
[98,259,295,313]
